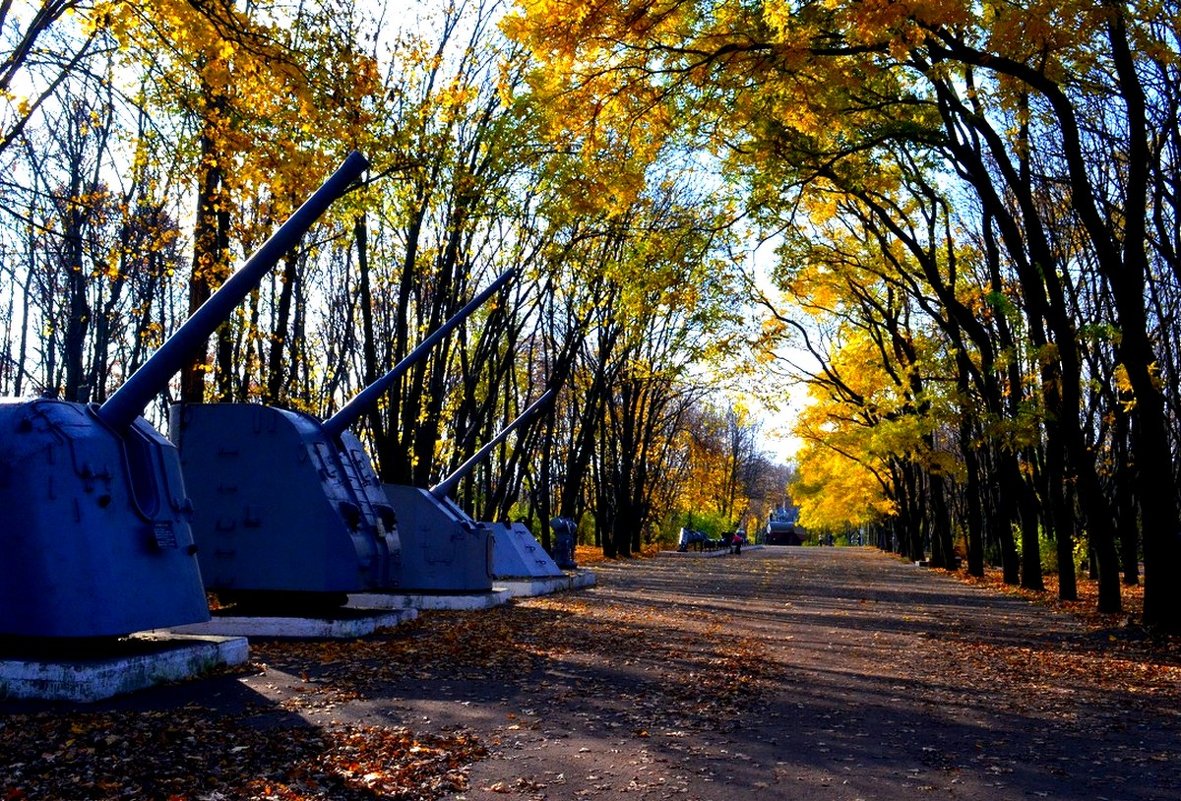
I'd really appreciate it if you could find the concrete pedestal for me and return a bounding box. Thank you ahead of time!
[497,569,598,598]
[169,608,418,639]
[349,589,513,611]
[0,632,248,702]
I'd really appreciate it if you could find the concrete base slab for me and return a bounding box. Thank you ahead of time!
[349,588,512,611]
[169,608,418,639]
[496,569,598,598]
[0,632,249,703]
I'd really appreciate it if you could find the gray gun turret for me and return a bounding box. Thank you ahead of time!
[0,152,368,637]
[385,390,557,592]
[171,269,517,611]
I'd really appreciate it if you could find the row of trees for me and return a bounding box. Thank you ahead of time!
[507,0,1181,632]
[0,1,784,561]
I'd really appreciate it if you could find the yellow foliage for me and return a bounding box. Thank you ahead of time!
[791,433,893,530]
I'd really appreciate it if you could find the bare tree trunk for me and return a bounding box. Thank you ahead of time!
[181,113,227,404]
[266,252,298,404]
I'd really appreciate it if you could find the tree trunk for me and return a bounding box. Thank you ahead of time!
[960,419,986,577]
[1103,8,1181,629]
[993,454,1022,584]
[181,106,228,404]
[1043,442,1078,600]
[1114,407,1140,586]
[928,470,956,569]
[1017,447,1045,592]
[266,252,299,404]
[62,202,89,402]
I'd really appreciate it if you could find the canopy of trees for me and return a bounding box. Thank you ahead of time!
[0,0,785,573]
[507,0,1181,632]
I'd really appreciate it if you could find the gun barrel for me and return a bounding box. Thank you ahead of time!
[322,268,515,438]
[97,151,369,430]
[430,388,555,500]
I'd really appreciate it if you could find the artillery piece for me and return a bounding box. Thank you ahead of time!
[0,152,369,638]
[385,389,556,592]
[485,520,565,580]
[548,516,578,569]
[170,270,516,610]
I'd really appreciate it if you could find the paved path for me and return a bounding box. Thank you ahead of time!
[5,546,1180,801]
[448,547,1181,801]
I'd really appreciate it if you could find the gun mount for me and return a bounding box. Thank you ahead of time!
[0,151,369,638]
[485,521,565,580]
[766,507,803,546]
[549,516,578,569]
[385,390,556,592]
[170,271,516,610]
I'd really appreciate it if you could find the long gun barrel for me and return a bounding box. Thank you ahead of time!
[430,388,555,500]
[97,151,370,430]
[322,267,516,439]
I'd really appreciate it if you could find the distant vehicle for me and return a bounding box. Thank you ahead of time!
[766,508,804,546]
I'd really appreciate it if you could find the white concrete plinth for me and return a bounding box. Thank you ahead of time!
[0,633,249,703]
[496,569,598,598]
[348,588,513,611]
[169,608,418,639]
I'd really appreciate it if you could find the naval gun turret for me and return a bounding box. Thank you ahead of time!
[170,269,516,610]
[0,152,369,638]
[385,389,556,592]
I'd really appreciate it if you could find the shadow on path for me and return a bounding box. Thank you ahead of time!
[574,547,1181,801]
